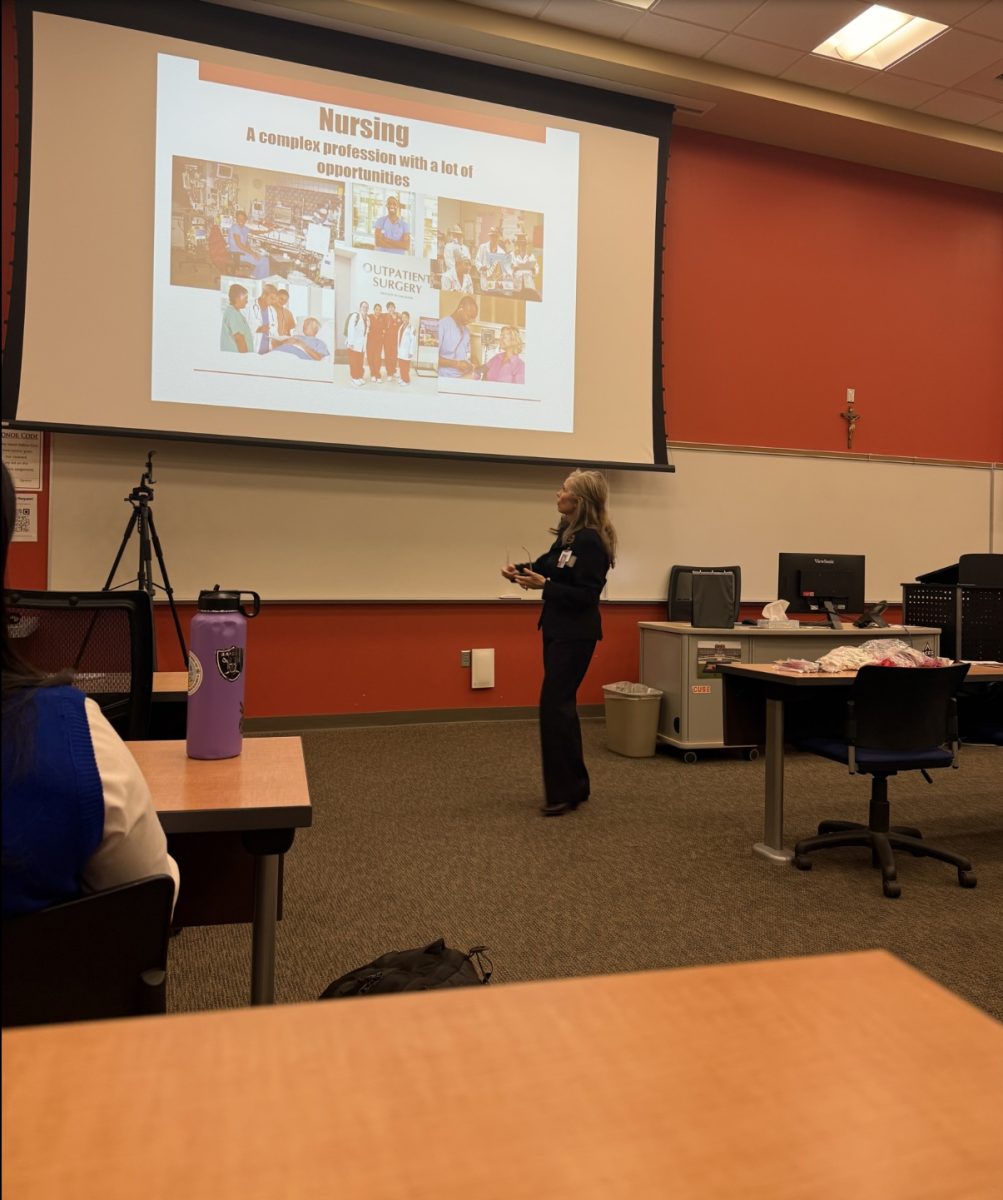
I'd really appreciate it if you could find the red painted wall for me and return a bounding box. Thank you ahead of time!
[664,128,1003,460]
[155,601,667,715]
[4,13,1000,717]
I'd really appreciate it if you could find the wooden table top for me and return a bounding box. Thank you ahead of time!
[127,737,312,834]
[153,670,188,694]
[4,951,1001,1200]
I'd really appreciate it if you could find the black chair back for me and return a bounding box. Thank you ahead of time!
[4,589,154,739]
[1,874,175,1028]
[850,664,971,752]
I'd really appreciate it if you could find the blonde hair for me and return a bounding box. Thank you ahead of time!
[500,326,523,355]
[553,468,617,566]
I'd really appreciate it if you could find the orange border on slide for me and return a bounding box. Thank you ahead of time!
[199,63,548,143]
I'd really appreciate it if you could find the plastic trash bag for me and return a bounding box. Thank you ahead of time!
[603,681,663,697]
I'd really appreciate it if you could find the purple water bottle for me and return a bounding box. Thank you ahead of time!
[186,586,261,760]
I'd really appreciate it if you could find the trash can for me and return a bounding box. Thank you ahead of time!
[603,682,663,757]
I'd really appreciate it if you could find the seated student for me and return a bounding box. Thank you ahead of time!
[271,317,330,361]
[1,465,179,919]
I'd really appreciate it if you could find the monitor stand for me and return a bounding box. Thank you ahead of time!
[854,602,889,629]
[822,600,844,630]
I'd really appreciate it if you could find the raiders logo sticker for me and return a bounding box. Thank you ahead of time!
[187,651,203,696]
[216,645,244,682]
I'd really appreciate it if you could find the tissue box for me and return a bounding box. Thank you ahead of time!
[756,619,801,629]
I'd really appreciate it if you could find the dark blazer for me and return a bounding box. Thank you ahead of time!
[529,527,610,641]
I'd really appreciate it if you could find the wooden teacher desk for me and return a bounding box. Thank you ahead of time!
[4,950,1002,1200]
[127,737,312,1005]
[719,662,1003,863]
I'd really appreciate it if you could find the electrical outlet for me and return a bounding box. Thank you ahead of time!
[460,650,471,667]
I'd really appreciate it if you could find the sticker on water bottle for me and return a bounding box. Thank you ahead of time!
[187,651,203,696]
[216,646,244,682]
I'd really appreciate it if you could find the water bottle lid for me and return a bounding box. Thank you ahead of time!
[197,586,261,617]
[198,587,240,612]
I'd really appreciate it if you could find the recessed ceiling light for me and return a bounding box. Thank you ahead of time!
[813,4,948,70]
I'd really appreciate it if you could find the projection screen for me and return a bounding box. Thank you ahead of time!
[5,2,673,469]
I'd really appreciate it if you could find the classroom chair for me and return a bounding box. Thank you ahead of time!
[793,664,975,899]
[5,589,155,739]
[1,875,176,1027]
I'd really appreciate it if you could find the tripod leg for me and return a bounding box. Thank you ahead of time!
[102,509,140,591]
[147,509,189,666]
[136,506,154,597]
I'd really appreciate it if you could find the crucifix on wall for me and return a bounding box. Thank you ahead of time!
[841,388,860,450]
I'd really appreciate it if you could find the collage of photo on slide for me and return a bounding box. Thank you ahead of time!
[170,154,543,396]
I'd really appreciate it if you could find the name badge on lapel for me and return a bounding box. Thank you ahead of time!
[557,549,575,568]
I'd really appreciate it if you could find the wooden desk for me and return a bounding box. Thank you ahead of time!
[4,951,1002,1200]
[720,663,1003,862]
[153,670,188,695]
[128,738,312,1005]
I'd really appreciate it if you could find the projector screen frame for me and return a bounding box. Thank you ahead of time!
[4,0,674,473]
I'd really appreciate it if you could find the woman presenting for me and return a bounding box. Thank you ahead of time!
[502,470,616,816]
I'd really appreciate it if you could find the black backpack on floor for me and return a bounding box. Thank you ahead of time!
[319,938,492,999]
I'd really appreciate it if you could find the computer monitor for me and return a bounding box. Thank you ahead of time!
[272,204,293,225]
[777,553,865,623]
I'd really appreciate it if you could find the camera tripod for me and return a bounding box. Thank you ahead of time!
[103,451,188,665]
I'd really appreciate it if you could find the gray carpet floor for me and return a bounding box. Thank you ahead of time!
[168,719,1003,1019]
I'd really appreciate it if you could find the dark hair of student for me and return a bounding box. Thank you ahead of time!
[2,465,70,775]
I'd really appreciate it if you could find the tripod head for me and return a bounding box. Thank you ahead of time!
[127,451,156,506]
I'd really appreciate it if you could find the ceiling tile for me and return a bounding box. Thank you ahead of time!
[624,12,728,54]
[889,28,1003,85]
[780,53,875,91]
[907,1,993,28]
[704,32,805,72]
[916,89,1003,120]
[979,107,1003,130]
[952,57,1003,98]
[733,0,869,51]
[648,0,764,31]
[537,0,644,38]
[457,0,549,15]
[849,73,948,105]
[957,1,1003,39]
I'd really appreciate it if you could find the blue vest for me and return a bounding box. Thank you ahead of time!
[2,686,105,917]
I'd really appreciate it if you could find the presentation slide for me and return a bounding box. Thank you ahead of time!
[12,7,669,468]
[153,54,578,432]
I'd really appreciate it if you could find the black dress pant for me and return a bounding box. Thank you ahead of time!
[540,636,597,807]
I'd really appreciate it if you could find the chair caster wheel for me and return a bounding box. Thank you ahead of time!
[682,751,698,764]
[883,881,901,899]
[959,870,977,888]
[793,855,812,871]
[745,748,760,761]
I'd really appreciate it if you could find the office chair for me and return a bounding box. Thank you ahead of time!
[5,589,155,739]
[793,664,974,899]
[1,874,176,1027]
[667,564,741,627]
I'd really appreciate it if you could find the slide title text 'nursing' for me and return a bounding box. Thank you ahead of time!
[319,108,409,148]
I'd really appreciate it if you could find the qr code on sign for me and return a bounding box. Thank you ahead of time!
[14,503,32,536]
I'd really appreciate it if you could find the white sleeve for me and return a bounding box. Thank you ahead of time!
[81,699,180,912]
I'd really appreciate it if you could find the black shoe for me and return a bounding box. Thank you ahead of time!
[540,802,571,816]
